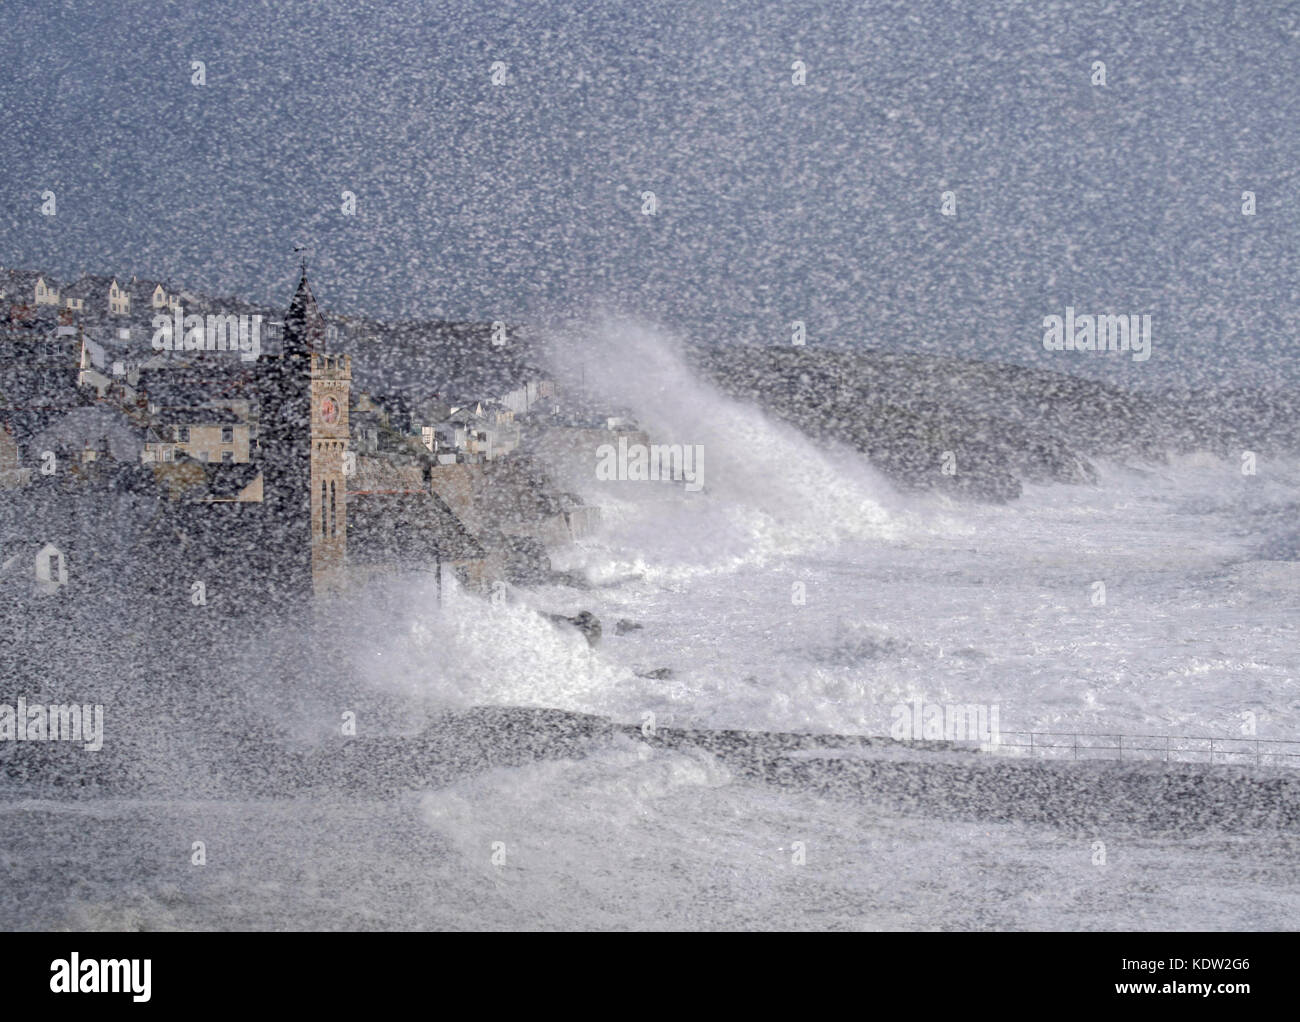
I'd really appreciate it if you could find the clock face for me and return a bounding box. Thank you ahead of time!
[319,396,339,424]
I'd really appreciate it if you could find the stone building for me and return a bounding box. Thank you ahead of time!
[257,267,351,599]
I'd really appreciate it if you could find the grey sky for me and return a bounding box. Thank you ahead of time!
[1,0,1296,387]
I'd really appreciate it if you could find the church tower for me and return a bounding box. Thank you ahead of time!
[259,267,349,599]
[310,348,349,594]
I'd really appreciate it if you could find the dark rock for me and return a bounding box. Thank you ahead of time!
[544,609,601,646]
[688,346,1192,502]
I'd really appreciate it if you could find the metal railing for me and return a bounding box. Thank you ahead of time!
[985,730,1300,769]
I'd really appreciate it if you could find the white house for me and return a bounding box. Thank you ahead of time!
[108,278,131,315]
[2,542,69,596]
[134,278,182,312]
[33,542,68,594]
[33,275,60,306]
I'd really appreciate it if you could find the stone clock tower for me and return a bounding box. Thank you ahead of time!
[260,267,349,599]
[310,350,350,594]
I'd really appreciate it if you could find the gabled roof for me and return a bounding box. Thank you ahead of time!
[70,273,118,289]
[80,333,139,372]
[0,272,62,315]
[28,404,145,462]
[62,277,102,300]
[444,407,480,425]
[82,324,137,350]
[130,277,170,301]
[1,268,56,292]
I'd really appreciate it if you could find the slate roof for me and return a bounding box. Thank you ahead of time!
[0,463,168,599]
[62,277,101,301]
[154,406,244,425]
[137,365,258,407]
[0,269,57,295]
[28,404,145,462]
[347,490,484,565]
[130,277,169,299]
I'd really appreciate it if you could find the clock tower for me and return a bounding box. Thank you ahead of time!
[260,267,350,599]
[310,349,350,595]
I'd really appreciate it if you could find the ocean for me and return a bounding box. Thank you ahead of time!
[4,325,1300,931]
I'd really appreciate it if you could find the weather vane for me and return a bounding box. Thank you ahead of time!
[293,245,310,275]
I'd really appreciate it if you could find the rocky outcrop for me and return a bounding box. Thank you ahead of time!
[544,609,601,646]
[690,347,1187,501]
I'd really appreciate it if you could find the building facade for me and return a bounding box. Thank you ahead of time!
[310,351,350,594]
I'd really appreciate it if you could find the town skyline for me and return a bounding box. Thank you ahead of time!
[1,260,599,611]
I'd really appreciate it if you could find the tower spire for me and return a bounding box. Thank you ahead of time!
[284,259,324,359]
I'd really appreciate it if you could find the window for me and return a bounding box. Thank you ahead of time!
[329,480,337,537]
[175,426,189,443]
[221,451,233,464]
[320,480,328,539]
[221,426,233,444]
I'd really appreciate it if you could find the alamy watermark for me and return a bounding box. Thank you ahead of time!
[890,695,1000,746]
[152,306,261,362]
[0,697,103,750]
[50,954,150,1002]
[595,437,705,492]
[1043,306,1151,362]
